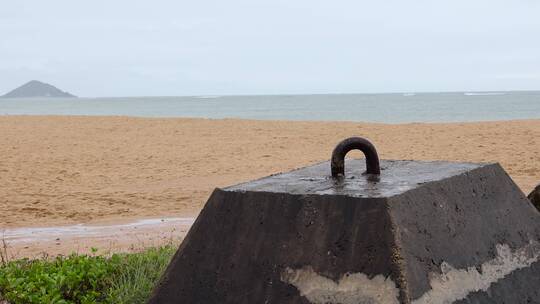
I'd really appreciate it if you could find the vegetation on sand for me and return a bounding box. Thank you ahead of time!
[0,245,175,304]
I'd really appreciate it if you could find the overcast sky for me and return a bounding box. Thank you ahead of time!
[1,0,539,97]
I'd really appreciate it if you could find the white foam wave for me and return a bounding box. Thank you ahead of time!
[464,92,505,96]
[195,95,221,99]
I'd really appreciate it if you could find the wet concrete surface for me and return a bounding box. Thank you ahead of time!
[227,159,483,198]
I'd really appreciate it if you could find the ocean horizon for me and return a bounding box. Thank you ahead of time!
[1,90,540,123]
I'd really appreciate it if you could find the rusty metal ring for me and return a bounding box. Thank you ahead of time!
[331,137,380,177]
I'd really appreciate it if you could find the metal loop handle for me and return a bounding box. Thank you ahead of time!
[331,137,380,177]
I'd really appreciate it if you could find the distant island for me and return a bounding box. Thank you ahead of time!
[1,80,76,98]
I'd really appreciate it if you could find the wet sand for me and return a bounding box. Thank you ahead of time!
[2,217,194,259]
[1,116,539,256]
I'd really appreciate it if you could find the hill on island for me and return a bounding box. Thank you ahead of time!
[1,80,76,98]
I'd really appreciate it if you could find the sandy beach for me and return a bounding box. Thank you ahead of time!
[1,116,539,255]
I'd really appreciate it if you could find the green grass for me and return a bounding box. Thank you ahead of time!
[0,245,176,304]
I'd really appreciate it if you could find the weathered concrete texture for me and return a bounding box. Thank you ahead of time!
[149,160,540,304]
[149,189,401,303]
[453,260,540,304]
[411,242,540,304]
[388,163,540,302]
[281,266,400,304]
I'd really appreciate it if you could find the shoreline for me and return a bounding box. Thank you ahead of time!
[4,113,540,125]
[2,217,195,258]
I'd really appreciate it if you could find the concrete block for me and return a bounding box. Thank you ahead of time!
[149,159,540,303]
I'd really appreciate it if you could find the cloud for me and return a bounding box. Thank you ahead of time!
[1,0,539,96]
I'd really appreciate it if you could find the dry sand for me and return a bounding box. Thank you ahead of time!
[1,116,539,256]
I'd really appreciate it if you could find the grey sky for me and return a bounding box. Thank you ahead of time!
[1,0,539,97]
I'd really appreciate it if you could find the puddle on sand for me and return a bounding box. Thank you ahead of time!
[1,217,196,244]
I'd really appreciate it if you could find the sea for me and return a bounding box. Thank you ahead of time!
[1,91,539,123]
